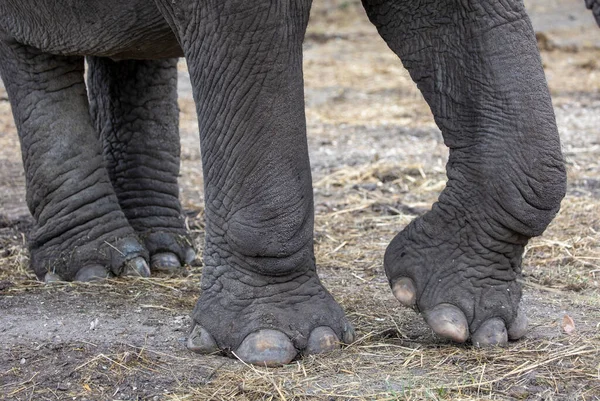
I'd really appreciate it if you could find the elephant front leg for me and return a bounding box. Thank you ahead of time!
[86,57,194,272]
[155,0,354,365]
[362,0,567,345]
[0,41,150,281]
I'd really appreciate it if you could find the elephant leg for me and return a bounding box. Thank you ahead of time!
[0,40,150,282]
[154,0,354,365]
[86,57,194,272]
[585,0,600,27]
[362,0,566,345]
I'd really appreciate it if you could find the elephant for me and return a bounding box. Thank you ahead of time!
[0,0,566,366]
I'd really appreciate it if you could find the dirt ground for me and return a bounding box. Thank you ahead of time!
[1,1,600,400]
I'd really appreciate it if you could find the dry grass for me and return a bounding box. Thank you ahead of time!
[42,338,596,400]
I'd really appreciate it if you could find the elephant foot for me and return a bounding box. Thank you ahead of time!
[140,231,196,273]
[186,268,354,366]
[37,235,151,282]
[37,228,195,282]
[385,206,529,346]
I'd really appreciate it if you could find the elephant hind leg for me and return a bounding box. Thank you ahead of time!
[0,40,149,281]
[86,57,195,273]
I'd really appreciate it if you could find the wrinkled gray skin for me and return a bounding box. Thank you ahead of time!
[0,0,566,365]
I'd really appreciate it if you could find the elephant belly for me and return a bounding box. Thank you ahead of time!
[0,0,183,59]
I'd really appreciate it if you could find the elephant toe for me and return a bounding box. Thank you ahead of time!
[392,277,417,307]
[472,318,508,347]
[44,272,63,284]
[342,322,356,344]
[150,252,181,272]
[184,248,197,265]
[74,265,111,282]
[122,257,151,277]
[423,304,469,343]
[508,309,528,340]
[235,330,297,367]
[187,324,219,354]
[305,326,339,355]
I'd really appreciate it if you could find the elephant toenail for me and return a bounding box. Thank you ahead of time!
[305,327,339,355]
[507,309,528,340]
[392,277,417,307]
[235,330,297,367]
[472,318,508,347]
[44,272,62,284]
[423,303,469,343]
[187,324,219,354]
[150,252,181,272]
[184,248,196,265]
[123,257,151,277]
[342,323,356,344]
[74,265,110,282]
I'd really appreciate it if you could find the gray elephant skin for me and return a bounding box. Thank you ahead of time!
[0,0,567,366]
